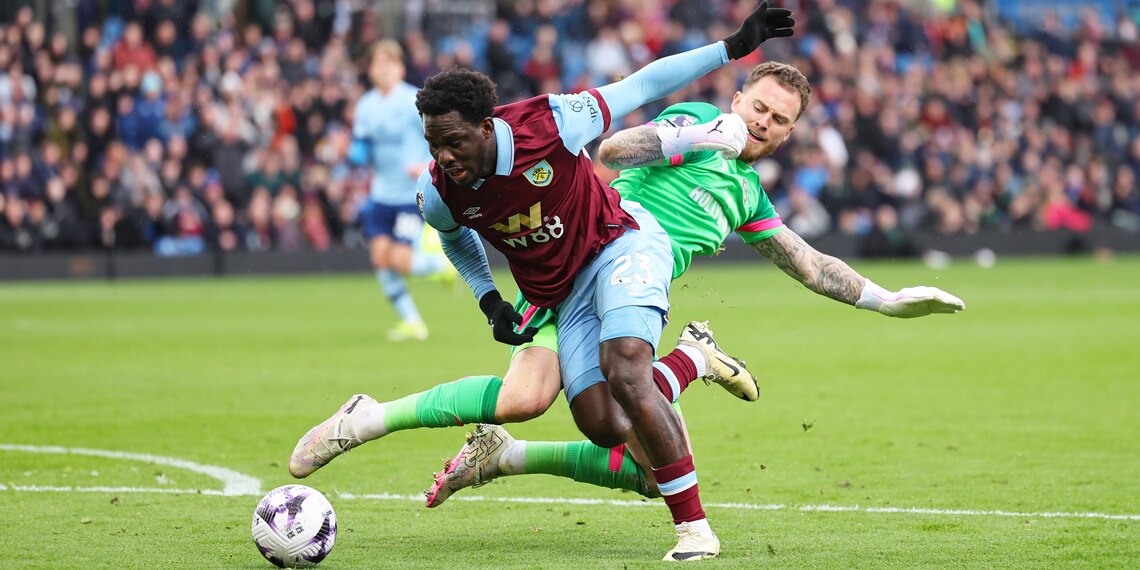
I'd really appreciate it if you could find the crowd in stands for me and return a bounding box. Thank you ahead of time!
[0,0,1138,256]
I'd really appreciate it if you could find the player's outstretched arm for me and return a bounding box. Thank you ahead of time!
[417,171,501,300]
[752,229,965,318]
[598,114,748,170]
[594,1,794,122]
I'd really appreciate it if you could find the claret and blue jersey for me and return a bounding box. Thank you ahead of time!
[416,41,735,309]
[417,89,633,309]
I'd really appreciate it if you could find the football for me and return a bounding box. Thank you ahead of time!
[251,484,338,568]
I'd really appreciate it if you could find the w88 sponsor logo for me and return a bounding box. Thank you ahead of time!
[501,216,564,248]
[490,201,566,248]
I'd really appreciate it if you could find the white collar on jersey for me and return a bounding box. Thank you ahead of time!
[492,118,514,176]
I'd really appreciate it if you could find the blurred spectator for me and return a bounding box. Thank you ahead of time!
[1108,165,1140,232]
[156,185,208,256]
[112,22,157,72]
[0,193,33,252]
[783,186,832,240]
[859,204,920,258]
[1,0,1137,258]
[205,198,244,252]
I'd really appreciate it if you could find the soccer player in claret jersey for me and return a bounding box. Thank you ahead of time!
[290,1,796,561]
[423,61,966,524]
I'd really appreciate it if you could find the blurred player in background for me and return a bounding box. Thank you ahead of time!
[349,40,452,342]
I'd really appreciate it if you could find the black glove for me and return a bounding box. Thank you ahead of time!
[478,291,538,346]
[722,0,796,60]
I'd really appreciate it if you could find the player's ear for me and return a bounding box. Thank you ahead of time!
[479,117,495,139]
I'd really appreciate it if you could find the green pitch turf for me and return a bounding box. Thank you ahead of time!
[1,255,1138,568]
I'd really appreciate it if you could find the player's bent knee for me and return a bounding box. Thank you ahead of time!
[577,419,631,449]
[370,249,393,269]
[599,337,654,394]
[570,384,633,447]
[369,237,394,268]
[496,395,552,423]
[499,348,561,422]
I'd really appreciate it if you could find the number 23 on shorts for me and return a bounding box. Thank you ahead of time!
[609,253,654,287]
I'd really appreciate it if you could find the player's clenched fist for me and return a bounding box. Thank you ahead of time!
[479,291,538,345]
[658,113,749,160]
[722,0,796,60]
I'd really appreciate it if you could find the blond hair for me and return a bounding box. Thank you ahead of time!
[743,62,811,121]
[371,39,404,64]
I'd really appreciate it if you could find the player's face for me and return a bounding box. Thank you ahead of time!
[422,111,496,187]
[730,75,800,163]
[370,52,404,90]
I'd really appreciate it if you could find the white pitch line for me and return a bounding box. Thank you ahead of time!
[2,444,1136,522]
[336,492,1140,521]
[1,484,229,496]
[3,485,1138,521]
[0,444,261,496]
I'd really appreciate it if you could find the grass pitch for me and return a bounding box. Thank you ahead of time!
[1,255,1138,568]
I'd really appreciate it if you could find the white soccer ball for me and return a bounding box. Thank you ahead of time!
[251,484,338,568]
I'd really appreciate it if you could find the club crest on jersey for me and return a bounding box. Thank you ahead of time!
[523,160,553,187]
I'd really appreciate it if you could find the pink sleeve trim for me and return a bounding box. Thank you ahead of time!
[736,216,784,233]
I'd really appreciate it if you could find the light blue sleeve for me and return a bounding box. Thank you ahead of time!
[416,170,496,300]
[347,139,370,166]
[549,92,608,155]
[349,96,373,166]
[403,92,432,165]
[352,95,372,140]
[594,42,729,123]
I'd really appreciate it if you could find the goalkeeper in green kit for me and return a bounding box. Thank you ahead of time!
[421,61,966,513]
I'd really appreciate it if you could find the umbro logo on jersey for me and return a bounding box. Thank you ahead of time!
[463,207,482,219]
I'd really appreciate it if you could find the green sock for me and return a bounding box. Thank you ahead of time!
[510,440,658,499]
[382,375,502,433]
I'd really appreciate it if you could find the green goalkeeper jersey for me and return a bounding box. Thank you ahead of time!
[512,102,787,336]
[611,101,786,279]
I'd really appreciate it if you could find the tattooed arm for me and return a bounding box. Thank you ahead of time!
[752,228,967,317]
[751,228,864,305]
[598,113,748,171]
[598,126,667,170]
